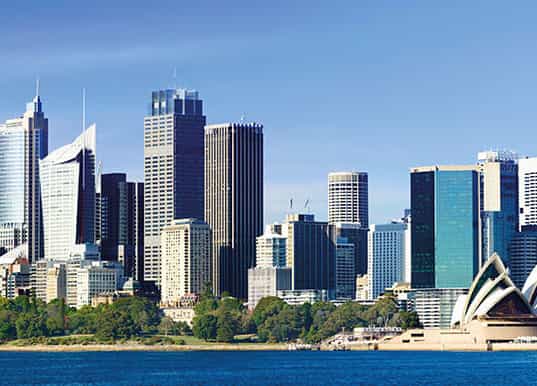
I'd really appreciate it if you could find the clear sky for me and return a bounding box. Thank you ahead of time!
[1,1,536,225]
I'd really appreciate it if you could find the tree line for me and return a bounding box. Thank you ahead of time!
[192,290,420,343]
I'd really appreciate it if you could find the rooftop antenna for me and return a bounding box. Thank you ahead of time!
[82,88,86,189]
[35,77,40,98]
[290,198,293,210]
[240,114,245,123]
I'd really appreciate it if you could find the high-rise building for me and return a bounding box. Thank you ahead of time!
[160,219,211,304]
[410,165,481,289]
[285,214,336,298]
[478,151,518,264]
[40,125,96,260]
[144,89,206,285]
[255,226,286,268]
[205,122,263,299]
[519,157,537,228]
[328,172,368,227]
[98,174,144,279]
[335,238,355,300]
[0,91,48,262]
[509,226,537,289]
[332,222,368,276]
[368,222,409,299]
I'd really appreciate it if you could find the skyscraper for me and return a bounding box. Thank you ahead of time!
[368,222,409,299]
[285,214,336,298]
[160,219,211,304]
[519,157,537,228]
[205,122,263,299]
[509,225,537,289]
[328,172,368,227]
[0,92,48,262]
[98,174,144,279]
[410,165,481,289]
[143,89,206,285]
[40,125,96,260]
[478,151,518,264]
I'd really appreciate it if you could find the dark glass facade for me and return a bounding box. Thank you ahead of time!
[411,171,435,288]
[288,215,336,298]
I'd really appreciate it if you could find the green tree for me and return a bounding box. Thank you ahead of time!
[192,314,217,341]
[15,313,47,339]
[216,311,237,342]
[251,296,286,327]
[258,305,306,343]
[158,316,177,336]
[0,310,17,341]
[46,299,67,336]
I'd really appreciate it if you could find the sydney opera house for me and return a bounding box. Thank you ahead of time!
[393,253,537,345]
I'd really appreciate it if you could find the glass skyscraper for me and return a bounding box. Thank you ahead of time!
[40,125,96,260]
[143,89,206,285]
[0,93,48,261]
[411,166,480,289]
[478,151,518,265]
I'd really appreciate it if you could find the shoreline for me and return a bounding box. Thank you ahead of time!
[2,342,537,352]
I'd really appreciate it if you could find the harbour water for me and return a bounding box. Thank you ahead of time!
[2,350,534,385]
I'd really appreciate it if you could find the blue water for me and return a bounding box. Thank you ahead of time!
[1,350,534,385]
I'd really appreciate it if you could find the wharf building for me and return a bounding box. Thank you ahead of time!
[143,89,206,286]
[205,122,263,299]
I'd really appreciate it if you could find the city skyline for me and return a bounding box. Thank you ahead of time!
[4,2,537,226]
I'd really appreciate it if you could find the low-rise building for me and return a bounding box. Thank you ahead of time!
[248,266,292,309]
[76,262,117,308]
[412,288,468,329]
[277,289,328,305]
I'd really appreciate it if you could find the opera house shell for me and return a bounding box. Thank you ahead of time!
[450,253,537,343]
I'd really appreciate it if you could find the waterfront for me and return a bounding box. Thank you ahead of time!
[2,350,537,385]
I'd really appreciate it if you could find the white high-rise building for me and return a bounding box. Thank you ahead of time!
[0,91,48,262]
[161,219,211,304]
[328,172,368,227]
[255,225,286,268]
[519,157,537,228]
[40,125,96,261]
[368,222,409,299]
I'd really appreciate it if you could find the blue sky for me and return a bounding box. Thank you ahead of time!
[1,1,537,225]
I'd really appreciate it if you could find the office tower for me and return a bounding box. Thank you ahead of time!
[160,219,211,304]
[519,157,537,228]
[285,214,336,298]
[335,238,355,299]
[410,165,481,289]
[255,226,287,268]
[144,89,206,285]
[205,122,263,299]
[125,181,144,281]
[509,226,537,288]
[0,91,48,262]
[368,222,409,299]
[95,164,102,245]
[40,125,96,260]
[98,174,144,279]
[328,172,368,227]
[332,222,368,275]
[478,151,518,264]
